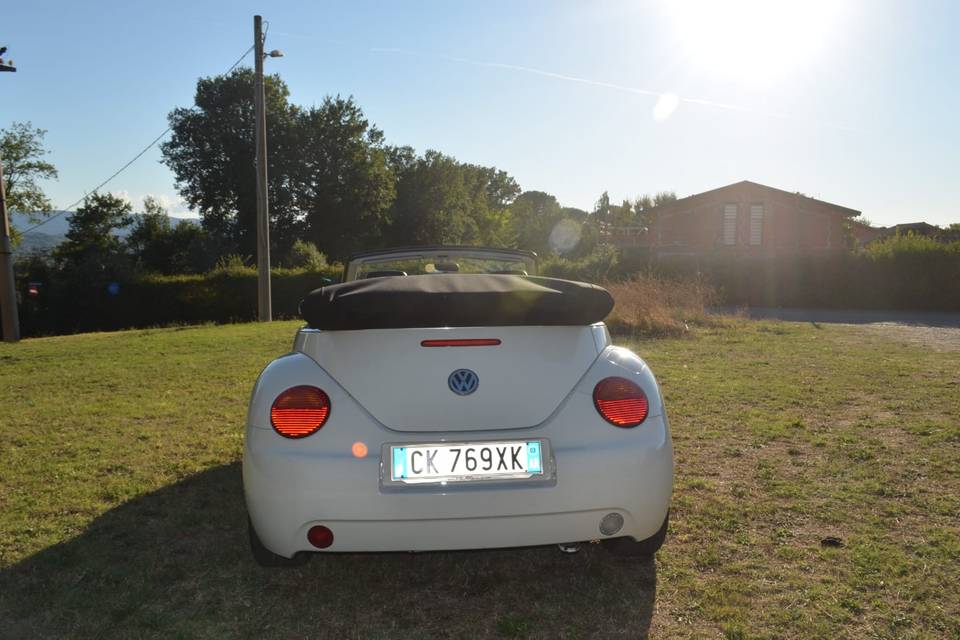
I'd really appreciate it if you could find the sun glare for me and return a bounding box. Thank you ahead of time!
[664,0,849,82]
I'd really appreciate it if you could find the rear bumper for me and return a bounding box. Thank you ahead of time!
[277,510,655,554]
[244,414,672,556]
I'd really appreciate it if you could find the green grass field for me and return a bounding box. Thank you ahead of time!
[1,320,958,639]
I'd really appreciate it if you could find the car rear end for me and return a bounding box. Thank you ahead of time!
[243,323,673,558]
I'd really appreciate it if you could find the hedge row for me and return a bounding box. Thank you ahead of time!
[11,244,960,338]
[542,236,960,311]
[650,251,960,311]
[16,268,340,337]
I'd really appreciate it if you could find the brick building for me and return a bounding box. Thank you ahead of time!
[649,181,860,256]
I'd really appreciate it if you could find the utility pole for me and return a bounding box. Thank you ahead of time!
[0,47,19,342]
[253,15,272,322]
[0,156,20,342]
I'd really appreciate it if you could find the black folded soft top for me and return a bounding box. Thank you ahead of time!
[300,274,614,330]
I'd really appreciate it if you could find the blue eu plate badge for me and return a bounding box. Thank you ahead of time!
[526,442,542,473]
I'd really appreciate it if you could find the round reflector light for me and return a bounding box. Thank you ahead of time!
[307,525,334,549]
[270,386,330,438]
[593,377,649,427]
[599,512,625,536]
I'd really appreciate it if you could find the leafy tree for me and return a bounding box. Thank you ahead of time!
[1,121,58,217]
[634,190,676,232]
[385,145,417,176]
[464,164,520,246]
[390,151,519,247]
[163,71,397,262]
[294,97,396,259]
[126,197,207,274]
[285,239,329,271]
[590,191,632,247]
[54,193,133,275]
[126,196,171,262]
[561,206,589,221]
[390,151,472,245]
[610,198,637,229]
[161,69,302,258]
[509,191,564,254]
[593,191,612,228]
[556,206,600,258]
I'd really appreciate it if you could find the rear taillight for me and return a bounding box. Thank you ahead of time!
[593,377,648,427]
[270,386,331,438]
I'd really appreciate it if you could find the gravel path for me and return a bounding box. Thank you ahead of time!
[714,306,960,328]
[711,307,960,352]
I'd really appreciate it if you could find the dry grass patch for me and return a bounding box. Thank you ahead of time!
[605,274,724,338]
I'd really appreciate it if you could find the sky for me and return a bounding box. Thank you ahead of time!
[3,0,959,228]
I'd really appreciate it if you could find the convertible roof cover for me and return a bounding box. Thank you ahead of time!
[300,274,614,330]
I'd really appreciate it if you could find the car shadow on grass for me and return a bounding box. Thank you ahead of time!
[0,463,656,639]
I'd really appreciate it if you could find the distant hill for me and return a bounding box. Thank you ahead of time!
[15,231,65,256]
[10,211,73,236]
[10,210,200,257]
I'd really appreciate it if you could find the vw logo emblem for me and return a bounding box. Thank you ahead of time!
[448,369,479,396]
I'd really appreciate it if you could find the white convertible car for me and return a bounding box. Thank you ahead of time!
[243,246,673,566]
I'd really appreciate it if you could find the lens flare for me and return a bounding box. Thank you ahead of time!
[653,93,680,122]
[549,218,582,255]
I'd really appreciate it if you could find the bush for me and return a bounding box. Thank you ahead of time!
[541,244,618,282]
[864,231,960,259]
[285,240,329,271]
[605,274,720,337]
[210,254,255,276]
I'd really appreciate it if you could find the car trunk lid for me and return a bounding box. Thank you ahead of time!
[296,326,604,432]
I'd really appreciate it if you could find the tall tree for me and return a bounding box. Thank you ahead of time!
[126,197,207,274]
[161,69,301,258]
[1,122,59,218]
[463,164,520,247]
[592,191,612,229]
[54,193,133,275]
[390,151,472,245]
[294,96,396,259]
[635,190,677,232]
[509,190,564,254]
[385,145,416,177]
[163,71,396,261]
[390,151,519,247]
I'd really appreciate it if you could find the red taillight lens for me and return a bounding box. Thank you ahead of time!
[593,377,649,427]
[270,386,330,438]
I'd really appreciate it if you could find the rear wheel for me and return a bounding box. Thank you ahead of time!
[603,511,669,559]
[248,517,311,568]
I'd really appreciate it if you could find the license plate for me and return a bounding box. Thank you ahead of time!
[390,441,543,484]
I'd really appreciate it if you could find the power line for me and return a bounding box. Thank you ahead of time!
[225,43,256,75]
[18,43,256,235]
